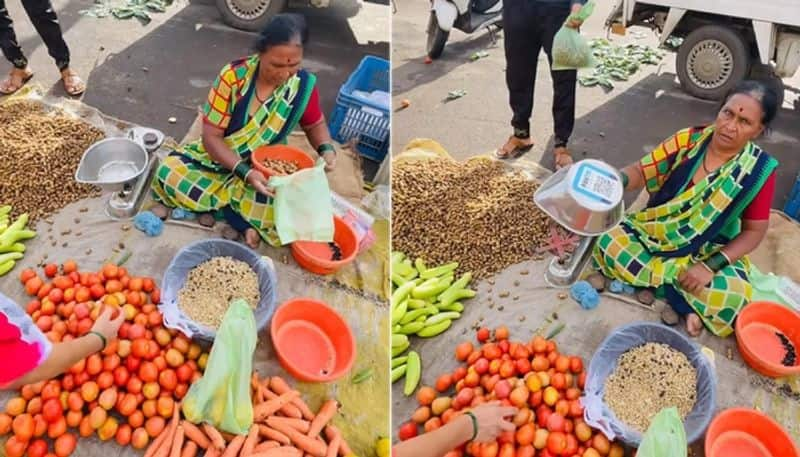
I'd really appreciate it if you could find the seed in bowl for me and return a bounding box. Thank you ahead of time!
[262,158,300,175]
[603,342,697,433]
[177,256,260,330]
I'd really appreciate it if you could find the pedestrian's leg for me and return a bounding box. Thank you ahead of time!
[542,5,577,168]
[497,0,541,158]
[20,0,84,95]
[0,0,35,94]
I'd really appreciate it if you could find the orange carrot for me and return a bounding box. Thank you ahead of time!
[324,433,340,457]
[266,417,327,457]
[253,441,281,453]
[221,434,245,457]
[153,401,183,457]
[269,377,315,420]
[240,424,260,456]
[258,425,291,445]
[261,386,303,419]
[254,391,300,421]
[203,423,227,451]
[180,441,198,457]
[168,425,185,457]
[251,447,303,457]
[324,426,352,457]
[267,417,310,433]
[204,446,221,457]
[144,427,171,457]
[181,422,210,449]
[307,400,338,438]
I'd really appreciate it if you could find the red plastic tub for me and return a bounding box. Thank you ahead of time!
[735,301,800,378]
[290,216,358,275]
[252,145,315,179]
[269,298,356,383]
[705,408,799,457]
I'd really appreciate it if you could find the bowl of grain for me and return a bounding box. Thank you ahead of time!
[158,238,278,342]
[252,145,315,179]
[582,322,717,447]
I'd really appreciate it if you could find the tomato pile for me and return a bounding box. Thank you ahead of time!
[0,261,210,457]
[397,326,625,457]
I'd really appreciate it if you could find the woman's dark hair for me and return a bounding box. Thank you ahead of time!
[254,13,309,53]
[720,79,779,128]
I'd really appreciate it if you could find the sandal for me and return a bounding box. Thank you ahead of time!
[0,69,34,96]
[61,70,85,96]
[554,146,574,170]
[495,135,534,159]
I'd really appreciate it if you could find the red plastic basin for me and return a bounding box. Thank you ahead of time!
[291,216,358,275]
[705,408,799,457]
[735,301,800,378]
[269,298,356,383]
[252,145,315,179]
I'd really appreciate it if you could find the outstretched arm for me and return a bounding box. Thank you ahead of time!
[619,162,646,193]
[5,307,124,390]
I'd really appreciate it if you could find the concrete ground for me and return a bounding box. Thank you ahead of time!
[392,0,800,209]
[1,0,389,175]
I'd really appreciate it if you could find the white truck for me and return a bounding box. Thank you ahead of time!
[606,0,800,105]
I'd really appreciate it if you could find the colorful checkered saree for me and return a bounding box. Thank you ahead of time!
[151,56,316,246]
[593,126,778,336]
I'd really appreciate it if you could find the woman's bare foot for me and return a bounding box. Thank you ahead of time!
[0,68,34,95]
[686,314,703,337]
[495,136,534,159]
[244,228,261,249]
[150,203,171,220]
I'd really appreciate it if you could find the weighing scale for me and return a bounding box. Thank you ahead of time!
[75,127,165,220]
[533,159,625,288]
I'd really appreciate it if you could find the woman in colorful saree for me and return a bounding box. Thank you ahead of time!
[593,80,779,338]
[151,13,337,249]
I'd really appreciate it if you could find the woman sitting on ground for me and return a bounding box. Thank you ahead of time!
[0,292,123,389]
[151,13,337,249]
[593,80,779,337]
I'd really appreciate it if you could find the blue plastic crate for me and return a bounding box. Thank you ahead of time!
[329,55,390,162]
[784,172,800,221]
[329,101,390,162]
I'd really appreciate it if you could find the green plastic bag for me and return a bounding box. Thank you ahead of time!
[181,299,256,434]
[637,407,687,457]
[269,158,335,245]
[552,1,596,70]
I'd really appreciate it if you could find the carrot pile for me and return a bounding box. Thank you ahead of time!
[146,374,352,457]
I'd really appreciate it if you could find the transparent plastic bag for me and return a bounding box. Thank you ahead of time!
[552,1,596,70]
[637,407,688,457]
[581,322,716,447]
[159,239,277,342]
[181,299,256,435]
[361,185,390,220]
[269,158,335,245]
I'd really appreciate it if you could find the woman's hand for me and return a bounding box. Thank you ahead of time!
[91,307,125,345]
[565,3,584,29]
[679,263,714,295]
[246,170,275,197]
[322,150,336,171]
[470,402,518,443]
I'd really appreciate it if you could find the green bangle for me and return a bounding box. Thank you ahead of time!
[621,172,629,189]
[317,143,336,156]
[703,252,730,273]
[233,160,252,181]
[89,331,106,349]
[465,411,478,442]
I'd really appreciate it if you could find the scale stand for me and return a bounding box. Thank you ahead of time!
[75,127,165,220]
[544,235,596,289]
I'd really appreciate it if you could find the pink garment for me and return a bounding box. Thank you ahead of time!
[0,293,51,388]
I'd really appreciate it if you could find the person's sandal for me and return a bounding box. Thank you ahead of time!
[554,146,574,170]
[0,69,34,96]
[495,134,534,159]
[61,70,85,96]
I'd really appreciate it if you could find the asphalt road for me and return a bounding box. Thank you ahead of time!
[1,0,389,141]
[392,0,800,209]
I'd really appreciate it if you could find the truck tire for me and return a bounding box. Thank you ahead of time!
[676,25,750,101]
[426,11,449,59]
[216,0,286,32]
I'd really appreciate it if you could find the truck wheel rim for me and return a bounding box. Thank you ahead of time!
[687,39,734,90]
[226,0,272,20]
